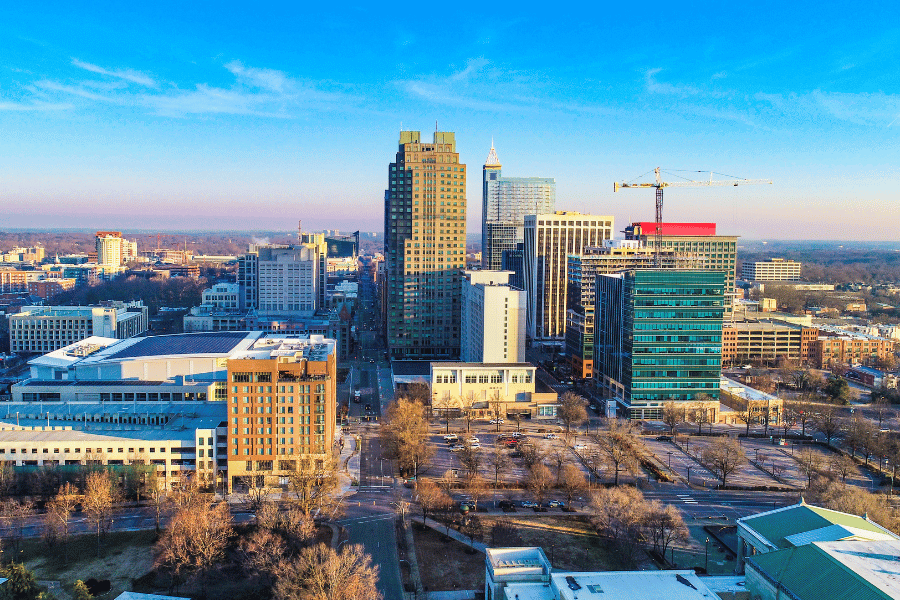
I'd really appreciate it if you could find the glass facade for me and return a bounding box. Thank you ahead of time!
[595,270,724,419]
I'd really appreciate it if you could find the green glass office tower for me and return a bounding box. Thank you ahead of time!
[595,270,724,420]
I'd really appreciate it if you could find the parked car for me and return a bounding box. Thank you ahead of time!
[574,444,588,451]
[443,434,459,442]
[498,500,516,511]
[520,501,538,508]
[490,418,505,424]
[655,435,672,442]
[468,442,481,449]
[467,437,480,444]
[547,500,565,508]
[504,439,519,447]
[545,433,559,440]
[449,445,464,452]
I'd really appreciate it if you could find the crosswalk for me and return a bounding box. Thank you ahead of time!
[678,494,698,505]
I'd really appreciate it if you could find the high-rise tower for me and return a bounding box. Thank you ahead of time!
[385,130,467,359]
[481,143,556,272]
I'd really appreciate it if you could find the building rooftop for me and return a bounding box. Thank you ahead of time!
[739,500,898,550]
[748,540,900,600]
[105,331,251,360]
[503,570,720,600]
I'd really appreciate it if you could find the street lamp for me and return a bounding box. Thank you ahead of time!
[667,451,673,470]
[705,537,710,573]
[686,466,692,485]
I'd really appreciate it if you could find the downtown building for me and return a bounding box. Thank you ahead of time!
[461,271,526,363]
[523,212,613,341]
[565,240,685,379]
[481,144,555,272]
[9,301,148,354]
[8,331,337,492]
[594,270,725,420]
[741,257,802,281]
[624,222,738,310]
[384,130,466,359]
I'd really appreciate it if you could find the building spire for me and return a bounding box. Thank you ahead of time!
[485,138,500,167]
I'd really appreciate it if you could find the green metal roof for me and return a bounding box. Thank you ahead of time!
[741,503,895,548]
[748,545,892,600]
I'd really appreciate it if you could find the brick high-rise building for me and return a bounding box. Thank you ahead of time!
[226,336,336,492]
[385,131,467,359]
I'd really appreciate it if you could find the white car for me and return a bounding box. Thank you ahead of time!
[573,444,588,451]
[489,418,505,424]
[449,445,464,452]
[545,433,559,440]
[443,434,458,442]
[468,443,481,449]
[467,437,480,444]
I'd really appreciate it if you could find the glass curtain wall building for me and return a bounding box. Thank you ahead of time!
[594,269,724,420]
[482,144,555,272]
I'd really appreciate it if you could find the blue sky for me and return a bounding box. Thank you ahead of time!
[2,2,898,240]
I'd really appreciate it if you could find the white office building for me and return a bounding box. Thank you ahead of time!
[9,302,148,354]
[741,258,802,281]
[461,271,526,363]
[523,212,613,340]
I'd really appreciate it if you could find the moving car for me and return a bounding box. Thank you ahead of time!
[520,501,538,508]
[547,500,565,508]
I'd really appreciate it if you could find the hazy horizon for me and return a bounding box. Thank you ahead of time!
[3,3,898,240]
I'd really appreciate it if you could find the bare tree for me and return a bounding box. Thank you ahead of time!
[518,441,547,470]
[457,444,483,480]
[643,501,688,558]
[1,499,34,554]
[796,447,824,488]
[781,407,798,437]
[661,401,686,435]
[829,453,856,483]
[701,437,745,487]
[146,470,170,532]
[239,527,286,587]
[549,446,568,486]
[595,421,642,486]
[289,455,339,516]
[488,392,504,432]
[559,464,587,507]
[590,486,647,565]
[815,404,843,446]
[46,483,79,564]
[83,471,121,558]
[416,478,449,522]
[465,475,490,512]
[487,443,510,488]
[381,398,434,478]
[526,464,553,506]
[273,543,382,600]
[461,393,477,433]
[873,396,895,429]
[557,392,588,441]
[689,400,713,434]
[155,501,233,592]
[433,394,454,433]
[788,395,816,436]
[735,399,763,436]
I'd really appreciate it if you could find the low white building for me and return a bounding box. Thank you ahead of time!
[485,547,724,600]
[430,363,558,420]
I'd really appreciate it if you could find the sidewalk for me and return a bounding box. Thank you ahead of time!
[410,515,488,553]
[339,430,360,496]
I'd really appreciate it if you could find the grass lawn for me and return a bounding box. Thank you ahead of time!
[17,530,158,599]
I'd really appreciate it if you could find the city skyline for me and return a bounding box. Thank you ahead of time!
[2,3,898,239]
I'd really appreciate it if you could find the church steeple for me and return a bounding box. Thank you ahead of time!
[485,138,501,167]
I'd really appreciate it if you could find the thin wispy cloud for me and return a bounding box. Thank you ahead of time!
[71,58,157,87]
[17,59,361,118]
[0,98,72,111]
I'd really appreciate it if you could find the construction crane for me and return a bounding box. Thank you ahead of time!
[614,167,772,266]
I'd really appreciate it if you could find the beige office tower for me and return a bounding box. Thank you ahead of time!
[523,212,614,340]
[385,131,467,359]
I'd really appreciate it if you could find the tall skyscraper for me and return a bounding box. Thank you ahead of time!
[523,212,613,340]
[461,270,526,363]
[624,222,738,310]
[482,144,556,271]
[385,131,467,359]
[595,270,724,420]
[95,231,137,267]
